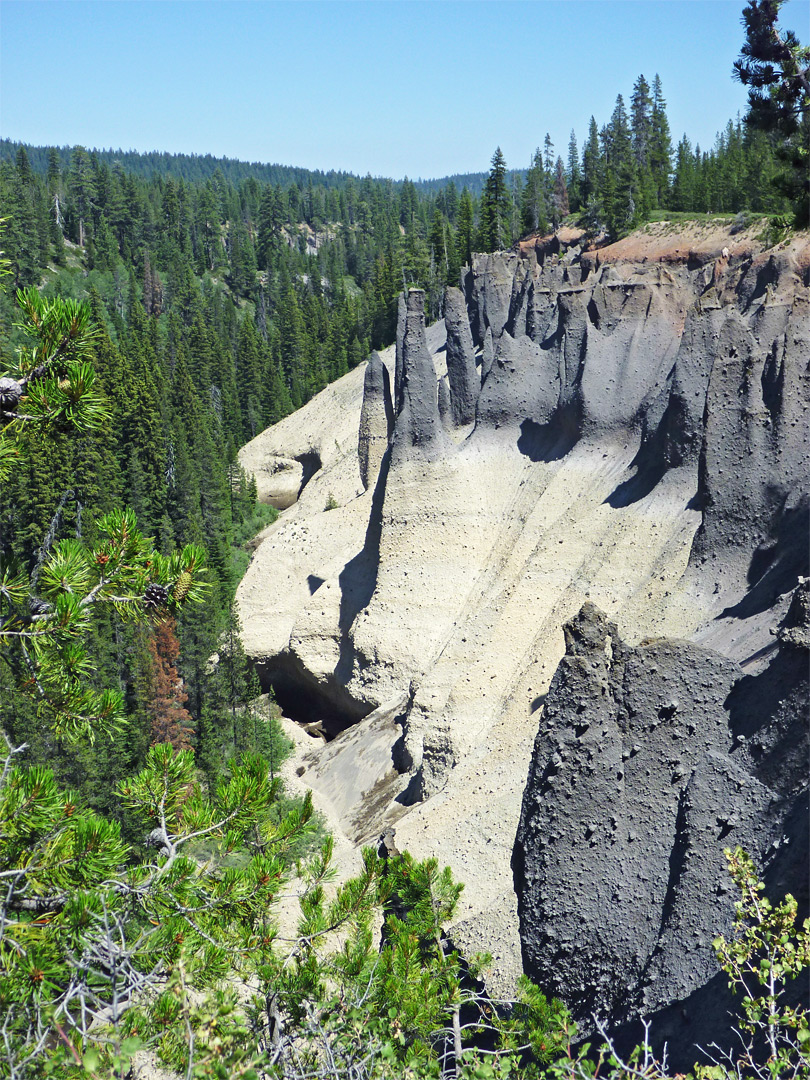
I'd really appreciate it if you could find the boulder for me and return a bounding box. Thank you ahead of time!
[513,600,807,1063]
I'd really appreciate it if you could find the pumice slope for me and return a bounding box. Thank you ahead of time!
[237,220,809,1049]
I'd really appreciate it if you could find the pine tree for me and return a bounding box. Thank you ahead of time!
[208,601,261,755]
[631,74,657,218]
[480,147,510,251]
[649,74,673,207]
[0,163,39,286]
[455,187,474,268]
[672,134,697,210]
[567,130,582,211]
[235,313,266,440]
[552,156,570,228]
[604,94,639,238]
[581,116,603,209]
[521,147,548,235]
[145,616,195,750]
[733,0,809,224]
[68,145,97,248]
[46,147,66,265]
[429,208,447,283]
[630,74,654,171]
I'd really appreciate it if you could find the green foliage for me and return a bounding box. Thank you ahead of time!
[545,848,809,1080]
[0,743,300,1079]
[734,0,809,225]
[0,503,207,742]
[701,846,810,1078]
[0,288,106,481]
[479,148,512,251]
[0,288,209,744]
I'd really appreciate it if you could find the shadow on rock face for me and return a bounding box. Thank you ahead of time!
[719,496,810,621]
[295,450,322,496]
[516,418,577,463]
[307,574,325,595]
[335,447,391,687]
[605,389,697,509]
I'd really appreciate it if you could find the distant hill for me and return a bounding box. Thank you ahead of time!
[0,139,367,189]
[412,170,525,196]
[0,138,513,194]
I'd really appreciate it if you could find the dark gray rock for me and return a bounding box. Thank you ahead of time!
[463,246,809,626]
[778,579,810,650]
[358,351,394,490]
[480,327,495,382]
[575,277,683,435]
[689,259,810,608]
[444,286,479,426]
[525,280,560,345]
[0,377,22,412]
[394,292,407,414]
[437,374,451,426]
[476,331,560,431]
[391,289,450,465]
[469,252,519,344]
[335,238,810,1064]
[513,601,808,1066]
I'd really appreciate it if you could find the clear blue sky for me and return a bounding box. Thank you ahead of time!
[2,0,808,180]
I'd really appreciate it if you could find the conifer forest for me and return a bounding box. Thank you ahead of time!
[0,1,808,1075]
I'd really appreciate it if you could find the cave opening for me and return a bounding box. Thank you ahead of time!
[255,657,371,743]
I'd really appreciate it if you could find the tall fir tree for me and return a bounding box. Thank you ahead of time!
[649,74,673,208]
[479,147,510,251]
[566,130,582,211]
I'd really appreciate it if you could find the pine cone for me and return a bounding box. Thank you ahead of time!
[143,583,169,608]
[172,571,192,603]
[0,377,22,413]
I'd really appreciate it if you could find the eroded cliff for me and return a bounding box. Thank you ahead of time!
[237,220,809,1054]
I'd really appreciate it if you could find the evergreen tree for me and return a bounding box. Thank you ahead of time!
[46,147,66,265]
[581,116,603,210]
[649,74,673,207]
[630,74,654,170]
[0,163,39,285]
[734,0,809,224]
[567,129,582,211]
[603,94,639,238]
[235,313,265,439]
[145,616,195,750]
[552,156,570,227]
[521,147,548,235]
[455,187,474,268]
[543,132,555,175]
[67,145,97,248]
[480,147,510,251]
[631,74,657,217]
[672,134,697,210]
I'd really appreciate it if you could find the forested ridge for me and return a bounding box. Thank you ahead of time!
[0,3,808,1071]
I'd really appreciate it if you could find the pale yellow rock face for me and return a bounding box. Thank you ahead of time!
[237,346,384,668]
[235,316,707,993]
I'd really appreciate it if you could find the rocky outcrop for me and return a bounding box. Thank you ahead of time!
[392,289,450,463]
[395,291,407,413]
[443,286,479,426]
[358,351,393,491]
[237,220,810,1039]
[513,598,808,1063]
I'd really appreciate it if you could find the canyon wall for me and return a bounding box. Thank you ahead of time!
[237,221,809,1059]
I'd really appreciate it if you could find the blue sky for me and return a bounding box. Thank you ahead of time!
[2,1,808,180]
